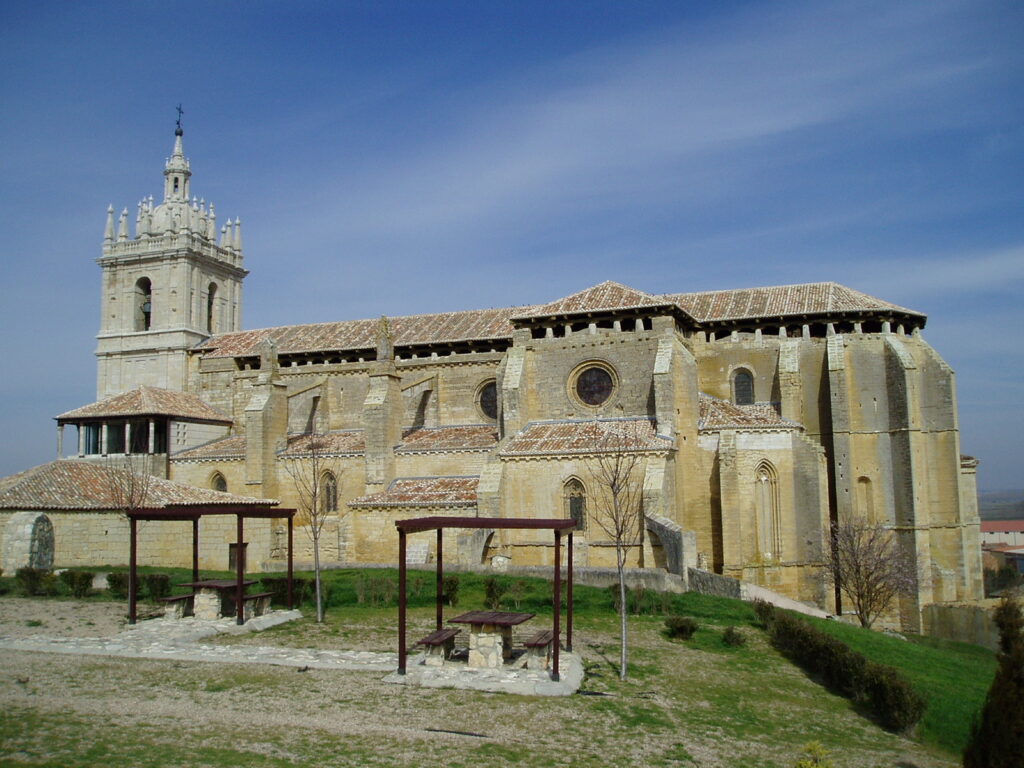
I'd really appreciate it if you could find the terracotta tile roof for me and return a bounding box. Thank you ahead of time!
[0,460,276,510]
[500,417,672,457]
[348,476,478,508]
[666,282,922,323]
[397,425,499,453]
[57,386,231,424]
[172,435,247,460]
[698,395,799,430]
[197,281,924,360]
[198,305,536,359]
[980,520,1024,533]
[513,280,682,320]
[280,431,366,457]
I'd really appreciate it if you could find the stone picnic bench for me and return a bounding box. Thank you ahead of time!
[415,627,461,666]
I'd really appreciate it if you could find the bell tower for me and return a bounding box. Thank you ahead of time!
[95,117,248,397]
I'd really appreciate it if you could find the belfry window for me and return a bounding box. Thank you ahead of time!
[135,278,152,331]
[733,369,754,405]
[206,283,217,334]
[564,478,587,532]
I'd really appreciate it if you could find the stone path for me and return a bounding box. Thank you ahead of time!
[0,610,583,696]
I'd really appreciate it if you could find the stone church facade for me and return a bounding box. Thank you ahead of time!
[11,128,984,631]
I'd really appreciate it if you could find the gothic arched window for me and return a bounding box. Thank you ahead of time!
[211,472,228,493]
[206,282,218,334]
[135,277,152,331]
[754,461,781,560]
[733,368,754,405]
[564,478,587,532]
[322,472,338,513]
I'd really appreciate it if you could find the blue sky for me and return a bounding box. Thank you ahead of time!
[1,1,1021,489]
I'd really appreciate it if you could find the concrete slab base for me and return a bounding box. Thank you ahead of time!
[383,653,584,696]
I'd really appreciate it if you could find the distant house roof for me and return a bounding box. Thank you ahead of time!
[57,386,231,424]
[196,281,925,359]
[980,520,1024,533]
[0,460,276,511]
[500,417,672,457]
[348,476,478,508]
[698,395,800,431]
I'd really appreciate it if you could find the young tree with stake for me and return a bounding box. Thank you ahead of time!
[585,421,646,680]
[283,433,341,623]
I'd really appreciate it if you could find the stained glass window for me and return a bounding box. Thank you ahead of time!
[734,369,754,405]
[479,381,498,420]
[576,366,614,406]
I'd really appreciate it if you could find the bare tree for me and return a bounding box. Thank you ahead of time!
[282,433,341,623]
[822,514,916,629]
[103,454,153,518]
[585,422,646,680]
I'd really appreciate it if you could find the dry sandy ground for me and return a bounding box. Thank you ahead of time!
[0,597,958,768]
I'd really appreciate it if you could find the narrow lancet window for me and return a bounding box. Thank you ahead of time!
[733,369,754,405]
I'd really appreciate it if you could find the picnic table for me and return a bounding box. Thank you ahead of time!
[175,579,270,621]
[449,610,535,668]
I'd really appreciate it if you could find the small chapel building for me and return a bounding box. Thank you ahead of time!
[0,127,984,632]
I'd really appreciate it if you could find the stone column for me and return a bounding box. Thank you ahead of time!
[57,424,64,459]
[101,423,108,455]
[148,419,156,454]
[77,424,85,457]
[124,422,131,454]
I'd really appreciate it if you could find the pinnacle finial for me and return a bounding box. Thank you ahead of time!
[175,104,184,136]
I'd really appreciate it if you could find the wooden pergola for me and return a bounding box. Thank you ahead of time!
[125,505,296,625]
[395,516,576,681]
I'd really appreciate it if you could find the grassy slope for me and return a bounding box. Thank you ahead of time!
[2,568,995,763]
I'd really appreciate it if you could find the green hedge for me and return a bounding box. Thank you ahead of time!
[765,605,925,733]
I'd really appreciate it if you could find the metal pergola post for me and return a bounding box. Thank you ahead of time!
[398,530,407,675]
[553,529,561,682]
[128,517,138,625]
[235,514,245,625]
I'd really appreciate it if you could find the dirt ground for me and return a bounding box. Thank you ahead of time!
[0,597,958,768]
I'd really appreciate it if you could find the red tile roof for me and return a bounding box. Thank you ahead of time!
[198,305,535,359]
[667,282,920,324]
[698,395,799,430]
[514,280,682,320]
[57,386,231,424]
[172,435,248,461]
[280,431,366,457]
[397,425,499,453]
[980,520,1024,533]
[196,281,923,360]
[348,476,478,508]
[500,418,671,457]
[0,460,276,510]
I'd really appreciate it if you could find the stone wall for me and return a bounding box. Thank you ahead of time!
[0,509,274,572]
[923,601,999,652]
[687,567,744,599]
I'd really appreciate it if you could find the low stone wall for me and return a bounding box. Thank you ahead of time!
[513,566,688,594]
[687,567,744,599]
[923,601,1000,652]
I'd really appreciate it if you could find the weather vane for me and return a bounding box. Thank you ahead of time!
[175,104,184,134]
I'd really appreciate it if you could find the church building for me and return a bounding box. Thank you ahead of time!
[2,127,984,631]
